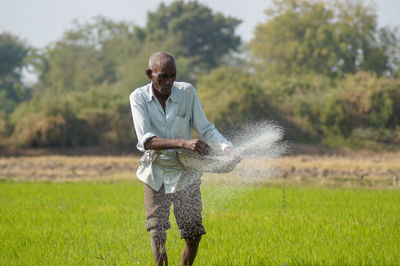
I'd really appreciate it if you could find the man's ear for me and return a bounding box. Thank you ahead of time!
[146,69,152,79]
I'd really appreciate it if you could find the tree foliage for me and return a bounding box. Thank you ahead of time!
[266,72,400,147]
[34,2,242,94]
[145,1,241,71]
[36,17,144,93]
[0,32,29,78]
[0,32,30,114]
[197,67,274,129]
[251,0,399,77]
[1,0,400,150]
[9,89,135,148]
[4,1,243,148]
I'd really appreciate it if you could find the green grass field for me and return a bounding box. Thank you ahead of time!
[1,180,399,265]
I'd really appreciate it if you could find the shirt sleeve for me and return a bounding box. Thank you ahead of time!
[130,93,156,152]
[190,87,233,152]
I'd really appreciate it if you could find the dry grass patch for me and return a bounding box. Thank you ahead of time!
[1,153,400,187]
[0,156,139,181]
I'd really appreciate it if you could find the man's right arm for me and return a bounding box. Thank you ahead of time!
[130,93,157,152]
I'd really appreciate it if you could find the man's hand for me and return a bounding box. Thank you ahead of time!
[223,147,242,164]
[183,139,212,156]
[223,147,233,156]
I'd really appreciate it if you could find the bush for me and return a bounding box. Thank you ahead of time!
[10,98,87,147]
[8,87,137,149]
[319,72,400,138]
[0,110,10,147]
[254,71,400,146]
[78,102,137,147]
[197,67,280,130]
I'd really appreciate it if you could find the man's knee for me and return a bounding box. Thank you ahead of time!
[184,235,202,246]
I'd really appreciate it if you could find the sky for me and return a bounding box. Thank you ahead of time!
[1,0,400,49]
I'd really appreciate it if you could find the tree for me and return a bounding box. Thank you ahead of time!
[36,16,144,93]
[5,2,244,149]
[0,32,29,78]
[145,1,241,73]
[333,0,399,76]
[0,32,30,114]
[34,2,242,94]
[250,0,399,77]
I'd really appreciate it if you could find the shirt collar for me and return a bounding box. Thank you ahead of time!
[147,82,179,103]
[169,84,179,103]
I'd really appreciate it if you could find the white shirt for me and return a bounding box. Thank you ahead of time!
[130,81,232,193]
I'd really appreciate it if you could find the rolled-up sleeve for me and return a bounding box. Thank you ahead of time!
[130,94,156,152]
[190,88,232,151]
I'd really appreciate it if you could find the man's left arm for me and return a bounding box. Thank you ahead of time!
[190,87,232,154]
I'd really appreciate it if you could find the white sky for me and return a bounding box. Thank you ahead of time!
[1,0,400,49]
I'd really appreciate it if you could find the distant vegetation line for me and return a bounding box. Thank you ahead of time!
[1,0,400,151]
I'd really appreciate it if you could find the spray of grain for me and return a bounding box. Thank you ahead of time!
[185,121,288,181]
[200,121,288,208]
[227,121,288,181]
[231,121,287,158]
[185,122,288,222]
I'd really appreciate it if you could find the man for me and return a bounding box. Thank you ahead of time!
[130,51,232,265]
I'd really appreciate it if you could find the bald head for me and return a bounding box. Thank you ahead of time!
[146,51,177,97]
[148,51,176,71]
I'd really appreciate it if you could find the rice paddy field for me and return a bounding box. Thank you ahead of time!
[1,154,400,265]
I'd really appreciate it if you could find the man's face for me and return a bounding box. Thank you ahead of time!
[147,59,176,97]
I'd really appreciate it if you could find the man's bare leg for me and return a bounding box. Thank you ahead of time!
[180,236,202,266]
[150,230,168,266]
